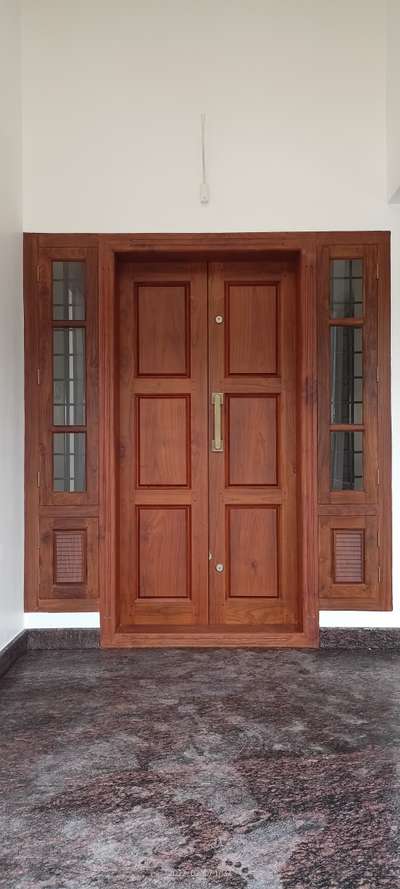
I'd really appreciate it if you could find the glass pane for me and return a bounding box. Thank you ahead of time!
[331,326,363,424]
[52,261,85,321]
[331,431,363,491]
[53,328,85,425]
[53,432,86,492]
[330,259,363,318]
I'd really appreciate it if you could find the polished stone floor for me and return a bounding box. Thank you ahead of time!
[1,648,400,888]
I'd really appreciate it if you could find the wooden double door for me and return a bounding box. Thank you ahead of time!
[117,258,301,636]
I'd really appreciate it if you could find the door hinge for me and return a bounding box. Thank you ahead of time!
[378,565,382,583]
[37,367,40,385]
[37,471,40,488]
[377,467,380,487]
[376,367,380,383]
[376,263,380,281]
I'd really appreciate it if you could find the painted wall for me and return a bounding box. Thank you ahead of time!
[21,0,400,628]
[387,0,400,202]
[0,0,24,649]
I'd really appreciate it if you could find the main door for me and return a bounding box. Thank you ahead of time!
[117,258,302,638]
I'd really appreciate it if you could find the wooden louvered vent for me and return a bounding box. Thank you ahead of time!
[333,529,364,584]
[54,530,86,585]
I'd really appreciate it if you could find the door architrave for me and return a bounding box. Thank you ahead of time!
[98,233,319,648]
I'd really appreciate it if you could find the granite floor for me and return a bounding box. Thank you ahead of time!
[1,649,400,889]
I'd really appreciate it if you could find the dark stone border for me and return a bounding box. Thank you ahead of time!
[26,628,100,650]
[0,631,28,679]
[320,628,400,650]
[2,627,400,677]
[25,628,400,651]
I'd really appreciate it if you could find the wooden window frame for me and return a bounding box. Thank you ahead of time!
[24,238,99,612]
[317,238,391,610]
[37,246,99,506]
[318,245,378,505]
[24,232,391,638]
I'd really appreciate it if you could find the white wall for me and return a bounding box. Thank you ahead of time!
[21,0,400,628]
[0,0,24,649]
[387,0,400,202]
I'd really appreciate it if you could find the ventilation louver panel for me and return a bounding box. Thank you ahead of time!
[333,529,364,584]
[54,530,86,585]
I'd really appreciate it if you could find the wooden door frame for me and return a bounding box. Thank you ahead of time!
[98,232,322,648]
[25,230,391,646]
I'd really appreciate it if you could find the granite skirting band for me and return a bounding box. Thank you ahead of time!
[0,631,28,679]
[320,628,400,650]
[2,628,400,680]
[26,628,100,650]
[0,629,99,679]
[23,628,400,651]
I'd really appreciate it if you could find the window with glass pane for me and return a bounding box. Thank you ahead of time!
[52,262,85,320]
[330,326,363,424]
[331,431,363,491]
[53,328,85,425]
[53,432,86,492]
[330,259,363,319]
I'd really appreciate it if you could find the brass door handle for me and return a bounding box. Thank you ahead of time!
[212,392,224,452]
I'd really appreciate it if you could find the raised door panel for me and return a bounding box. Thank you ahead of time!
[226,282,278,375]
[136,283,190,376]
[137,507,190,599]
[117,262,208,630]
[227,395,278,486]
[227,506,278,598]
[137,396,190,487]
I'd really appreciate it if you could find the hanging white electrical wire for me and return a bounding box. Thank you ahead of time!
[200,113,210,204]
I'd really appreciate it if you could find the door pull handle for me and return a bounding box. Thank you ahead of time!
[212,392,224,452]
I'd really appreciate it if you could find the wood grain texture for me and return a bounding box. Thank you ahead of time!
[24,234,40,611]
[333,529,364,583]
[226,395,278,486]
[227,506,278,598]
[317,245,378,506]
[297,249,319,641]
[137,396,190,487]
[208,260,300,630]
[117,261,208,629]
[319,515,378,608]
[39,516,98,602]
[98,241,117,641]
[54,530,87,585]
[24,236,99,612]
[225,282,278,375]
[25,230,390,631]
[137,507,190,599]
[37,245,99,507]
[102,629,314,647]
[136,283,190,376]
[376,235,392,611]
[317,239,390,612]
